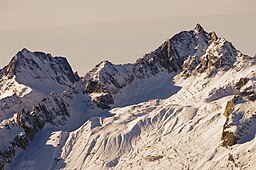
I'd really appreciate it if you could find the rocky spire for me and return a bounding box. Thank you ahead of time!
[211,31,218,41]
[194,23,204,33]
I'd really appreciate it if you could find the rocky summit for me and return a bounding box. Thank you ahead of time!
[0,24,255,170]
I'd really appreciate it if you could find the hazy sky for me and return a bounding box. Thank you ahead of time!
[0,0,255,75]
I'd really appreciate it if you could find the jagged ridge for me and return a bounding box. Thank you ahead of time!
[84,23,240,109]
[0,24,255,170]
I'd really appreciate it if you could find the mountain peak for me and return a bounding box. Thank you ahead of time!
[20,47,29,53]
[194,23,204,33]
[98,60,113,67]
[17,48,36,59]
[211,31,218,41]
[2,49,80,92]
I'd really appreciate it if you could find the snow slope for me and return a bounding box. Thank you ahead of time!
[1,24,256,170]
[53,56,255,170]
[9,58,256,169]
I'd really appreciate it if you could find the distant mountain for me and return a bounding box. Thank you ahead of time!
[2,48,79,94]
[0,24,255,170]
[0,48,79,120]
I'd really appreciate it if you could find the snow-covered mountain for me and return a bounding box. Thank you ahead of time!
[0,24,255,170]
[83,23,218,109]
[0,48,79,120]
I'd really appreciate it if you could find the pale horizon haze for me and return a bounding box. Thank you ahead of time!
[0,0,255,75]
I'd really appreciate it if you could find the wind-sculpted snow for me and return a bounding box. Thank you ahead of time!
[52,58,256,169]
[9,53,256,169]
[1,24,256,169]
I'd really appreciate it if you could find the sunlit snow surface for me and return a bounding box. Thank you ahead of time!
[8,62,256,170]
[2,26,256,170]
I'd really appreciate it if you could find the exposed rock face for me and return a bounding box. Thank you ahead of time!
[221,77,256,147]
[194,23,204,33]
[221,99,237,147]
[211,32,218,41]
[0,94,70,169]
[182,37,239,77]
[0,67,5,78]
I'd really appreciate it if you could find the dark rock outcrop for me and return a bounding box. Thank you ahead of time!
[0,94,70,169]
[221,77,256,147]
